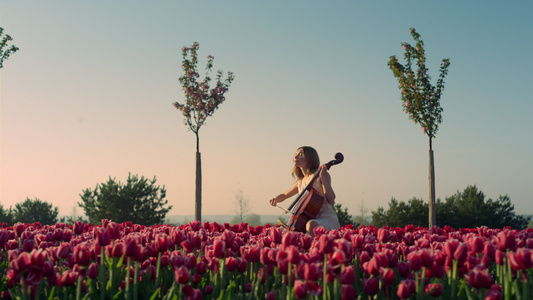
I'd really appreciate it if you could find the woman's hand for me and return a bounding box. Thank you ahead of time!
[269,197,278,206]
[319,165,330,184]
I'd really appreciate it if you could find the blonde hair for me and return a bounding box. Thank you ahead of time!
[291,146,320,179]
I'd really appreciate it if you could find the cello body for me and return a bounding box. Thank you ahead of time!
[286,188,324,232]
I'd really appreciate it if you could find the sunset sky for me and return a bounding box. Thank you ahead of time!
[1,1,532,221]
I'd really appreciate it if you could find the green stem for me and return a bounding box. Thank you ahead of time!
[100,247,105,300]
[125,257,131,300]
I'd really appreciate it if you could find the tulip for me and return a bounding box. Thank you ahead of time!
[496,230,517,252]
[425,283,442,297]
[318,234,335,254]
[380,267,395,285]
[174,266,189,284]
[73,243,92,266]
[397,261,411,277]
[213,238,226,259]
[286,246,300,264]
[465,266,493,289]
[453,243,468,261]
[363,277,379,295]
[281,231,299,249]
[225,256,237,272]
[304,262,321,281]
[294,280,308,299]
[340,265,356,284]
[407,251,422,271]
[87,262,98,279]
[397,281,411,299]
[342,284,357,300]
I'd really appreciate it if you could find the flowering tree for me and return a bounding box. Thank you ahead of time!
[388,28,451,228]
[173,42,234,222]
[0,26,19,68]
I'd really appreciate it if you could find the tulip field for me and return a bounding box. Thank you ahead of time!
[1,221,533,300]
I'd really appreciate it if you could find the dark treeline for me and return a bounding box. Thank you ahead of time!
[372,185,530,229]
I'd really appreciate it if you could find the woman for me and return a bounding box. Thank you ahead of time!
[269,146,340,237]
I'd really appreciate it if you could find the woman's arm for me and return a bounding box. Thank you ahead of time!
[319,166,336,205]
[270,181,299,206]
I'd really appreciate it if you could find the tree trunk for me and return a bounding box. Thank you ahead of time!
[195,132,202,222]
[428,137,436,227]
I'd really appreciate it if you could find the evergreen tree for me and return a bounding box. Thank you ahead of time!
[79,173,172,225]
[13,198,59,225]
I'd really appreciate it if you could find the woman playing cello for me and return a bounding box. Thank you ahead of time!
[269,146,340,237]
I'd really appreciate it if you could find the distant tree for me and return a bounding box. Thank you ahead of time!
[173,42,234,223]
[485,195,529,229]
[372,197,428,228]
[233,189,251,223]
[0,204,14,225]
[388,28,451,227]
[244,214,261,226]
[333,203,354,227]
[354,196,371,226]
[372,186,529,229]
[0,26,19,68]
[13,198,59,225]
[78,173,172,226]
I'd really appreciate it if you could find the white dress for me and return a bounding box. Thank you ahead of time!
[297,176,340,231]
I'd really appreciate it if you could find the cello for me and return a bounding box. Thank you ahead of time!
[276,152,344,233]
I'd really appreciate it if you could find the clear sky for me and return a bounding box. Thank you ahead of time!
[1,1,532,221]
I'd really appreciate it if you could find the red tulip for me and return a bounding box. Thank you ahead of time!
[485,284,502,300]
[281,231,299,249]
[468,236,485,253]
[407,251,422,271]
[24,269,43,286]
[294,280,308,299]
[225,257,237,272]
[94,227,110,246]
[380,267,395,285]
[87,262,98,279]
[276,250,289,275]
[318,234,335,254]
[453,243,468,261]
[483,242,496,259]
[397,279,416,299]
[425,283,442,297]
[195,261,207,275]
[342,284,357,300]
[465,266,493,289]
[174,266,189,284]
[340,265,355,284]
[303,262,321,281]
[363,277,379,295]
[58,270,77,287]
[377,228,391,243]
[73,243,92,266]
[496,230,517,252]
[495,250,505,265]
[221,230,236,248]
[286,246,300,264]
[13,252,31,272]
[444,239,459,258]
[213,238,226,259]
[397,261,411,277]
